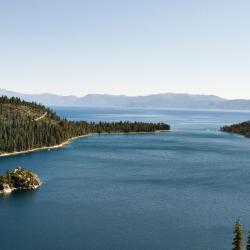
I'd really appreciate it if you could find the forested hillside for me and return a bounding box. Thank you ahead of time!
[0,96,170,154]
[221,121,250,137]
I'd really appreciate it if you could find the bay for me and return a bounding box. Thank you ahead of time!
[1,107,250,250]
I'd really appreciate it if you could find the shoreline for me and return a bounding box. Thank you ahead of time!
[0,130,170,158]
[0,134,92,158]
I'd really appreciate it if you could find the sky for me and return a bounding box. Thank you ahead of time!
[0,0,249,99]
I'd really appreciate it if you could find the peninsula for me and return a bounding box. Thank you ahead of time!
[0,96,170,156]
[221,121,250,138]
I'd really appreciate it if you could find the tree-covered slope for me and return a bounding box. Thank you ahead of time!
[221,121,250,137]
[0,96,170,154]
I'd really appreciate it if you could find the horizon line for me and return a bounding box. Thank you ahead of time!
[1,87,246,101]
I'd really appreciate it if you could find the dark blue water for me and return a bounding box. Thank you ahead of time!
[1,107,250,250]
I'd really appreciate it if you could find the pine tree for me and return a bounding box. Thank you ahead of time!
[232,219,244,250]
[0,96,170,154]
[246,230,250,250]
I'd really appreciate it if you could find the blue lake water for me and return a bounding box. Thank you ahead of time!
[1,107,250,250]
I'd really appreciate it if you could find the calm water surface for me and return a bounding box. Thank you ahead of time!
[1,107,250,250]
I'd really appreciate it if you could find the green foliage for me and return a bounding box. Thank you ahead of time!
[0,167,41,191]
[0,96,170,154]
[221,121,250,137]
[232,219,244,250]
[247,230,250,250]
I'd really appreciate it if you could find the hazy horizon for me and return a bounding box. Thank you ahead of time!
[1,0,250,99]
[0,87,246,100]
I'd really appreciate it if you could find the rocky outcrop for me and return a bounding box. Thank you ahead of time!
[0,167,42,194]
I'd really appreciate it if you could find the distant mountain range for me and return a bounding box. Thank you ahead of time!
[1,88,250,110]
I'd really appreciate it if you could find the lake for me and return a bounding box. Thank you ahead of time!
[1,107,250,250]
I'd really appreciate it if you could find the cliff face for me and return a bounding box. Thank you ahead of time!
[0,167,42,194]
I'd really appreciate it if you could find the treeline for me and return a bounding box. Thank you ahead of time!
[0,96,170,154]
[221,122,250,138]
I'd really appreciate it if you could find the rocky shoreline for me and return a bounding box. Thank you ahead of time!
[0,167,42,194]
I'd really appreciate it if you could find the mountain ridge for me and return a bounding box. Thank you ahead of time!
[1,88,250,110]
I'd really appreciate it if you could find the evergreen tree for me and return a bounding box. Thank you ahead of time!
[232,219,244,250]
[0,96,171,154]
[246,230,250,250]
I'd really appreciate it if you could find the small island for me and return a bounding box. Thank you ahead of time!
[220,121,250,138]
[0,167,42,194]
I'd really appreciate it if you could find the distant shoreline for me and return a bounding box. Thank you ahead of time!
[0,130,170,158]
[2,88,250,111]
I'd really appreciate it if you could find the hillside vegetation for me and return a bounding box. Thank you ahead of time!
[0,96,170,154]
[221,121,250,137]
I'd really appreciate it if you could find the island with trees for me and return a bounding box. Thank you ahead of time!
[0,96,170,156]
[0,167,42,194]
[221,121,250,138]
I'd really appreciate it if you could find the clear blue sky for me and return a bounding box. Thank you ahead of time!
[0,0,249,98]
